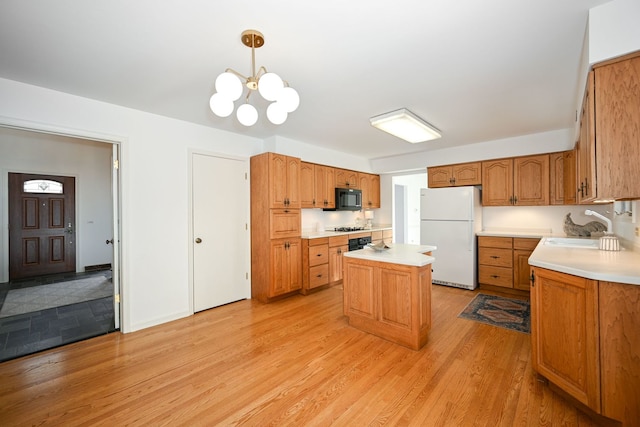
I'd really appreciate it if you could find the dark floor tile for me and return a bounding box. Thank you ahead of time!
[0,318,31,334]
[6,329,40,348]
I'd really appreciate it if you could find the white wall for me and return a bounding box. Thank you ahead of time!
[0,77,264,333]
[589,0,640,64]
[0,128,113,282]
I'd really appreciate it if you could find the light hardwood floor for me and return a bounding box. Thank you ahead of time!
[0,284,599,426]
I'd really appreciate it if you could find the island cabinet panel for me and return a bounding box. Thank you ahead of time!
[343,263,376,318]
[343,257,432,350]
[530,267,600,412]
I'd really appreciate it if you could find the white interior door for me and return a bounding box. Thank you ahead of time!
[111,144,121,329]
[192,153,250,312]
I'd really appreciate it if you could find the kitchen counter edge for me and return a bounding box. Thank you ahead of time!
[529,238,640,285]
[343,243,436,267]
[302,225,392,239]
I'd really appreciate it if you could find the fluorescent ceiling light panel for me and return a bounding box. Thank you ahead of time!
[369,108,441,143]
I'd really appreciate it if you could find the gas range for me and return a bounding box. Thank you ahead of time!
[334,226,366,232]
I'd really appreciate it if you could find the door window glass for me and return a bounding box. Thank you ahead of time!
[23,179,63,194]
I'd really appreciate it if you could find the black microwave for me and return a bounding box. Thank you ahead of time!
[325,188,362,211]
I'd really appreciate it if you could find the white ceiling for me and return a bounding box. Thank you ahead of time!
[0,0,610,160]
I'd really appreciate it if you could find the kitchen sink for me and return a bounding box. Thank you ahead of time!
[542,237,600,249]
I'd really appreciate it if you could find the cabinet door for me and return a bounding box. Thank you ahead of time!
[285,156,301,208]
[359,173,380,209]
[513,250,533,290]
[328,245,347,284]
[268,154,301,208]
[594,54,640,200]
[343,261,376,318]
[482,159,513,206]
[427,166,453,188]
[335,169,359,188]
[562,150,577,205]
[286,238,302,293]
[270,209,301,239]
[549,152,564,205]
[315,165,335,209]
[530,267,600,412]
[452,162,481,186]
[577,71,596,203]
[270,240,290,296]
[513,154,549,205]
[300,161,316,208]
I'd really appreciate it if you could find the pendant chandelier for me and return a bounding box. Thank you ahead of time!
[209,29,300,126]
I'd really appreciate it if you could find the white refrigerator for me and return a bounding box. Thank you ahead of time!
[420,186,481,290]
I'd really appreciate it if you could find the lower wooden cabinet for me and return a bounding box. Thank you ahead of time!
[270,238,302,297]
[301,238,329,294]
[478,236,539,290]
[530,267,600,411]
[328,235,348,285]
[531,267,640,426]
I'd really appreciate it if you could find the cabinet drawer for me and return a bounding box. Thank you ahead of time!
[514,237,540,251]
[309,245,328,267]
[329,235,348,247]
[479,248,513,268]
[478,236,513,249]
[309,264,329,288]
[270,209,301,239]
[371,230,382,241]
[382,229,393,240]
[479,266,513,288]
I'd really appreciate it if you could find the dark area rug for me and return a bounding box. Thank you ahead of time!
[458,293,530,333]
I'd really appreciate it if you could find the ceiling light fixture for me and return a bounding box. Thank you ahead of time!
[209,29,299,127]
[369,108,441,143]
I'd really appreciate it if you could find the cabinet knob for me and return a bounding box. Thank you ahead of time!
[490,255,500,259]
[491,275,499,279]
[317,253,322,257]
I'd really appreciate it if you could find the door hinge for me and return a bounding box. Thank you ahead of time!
[115,294,121,303]
[113,159,119,169]
[246,272,249,280]
[245,223,248,230]
[245,172,248,180]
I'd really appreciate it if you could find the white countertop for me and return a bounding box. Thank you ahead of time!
[529,237,640,285]
[301,225,392,239]
[477,228,557,238]
[343,243,436,267]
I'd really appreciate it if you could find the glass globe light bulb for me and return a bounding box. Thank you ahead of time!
[278,87,300,113]
[258,72,284,101]
[237,103,258,126]
[266,102,287,125]
[209,93,234,117]
[215,72,243,101]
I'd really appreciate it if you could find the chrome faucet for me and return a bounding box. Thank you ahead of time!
[585,209,612,235]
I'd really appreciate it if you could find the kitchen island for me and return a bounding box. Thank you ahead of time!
[343,244,436,350]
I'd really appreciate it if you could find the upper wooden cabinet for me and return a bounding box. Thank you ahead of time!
[300,162,336,209]
[359,173,380,209]
[266,153,300,208]
[549,150,577,205]
[427,162,481,188]
[335,168,359,189]
[482,155,549,206]
[578,51,640,202]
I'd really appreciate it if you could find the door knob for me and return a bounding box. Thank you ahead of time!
[195,238,202,244]
[106,239,113,245]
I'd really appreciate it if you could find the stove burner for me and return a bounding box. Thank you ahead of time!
[334,226,365,232]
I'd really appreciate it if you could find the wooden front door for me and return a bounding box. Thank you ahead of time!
[9,173,76,279]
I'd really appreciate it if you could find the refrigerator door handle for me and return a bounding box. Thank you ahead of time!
[468,221,473,251]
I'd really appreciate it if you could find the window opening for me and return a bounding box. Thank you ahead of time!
[23,179,63,194]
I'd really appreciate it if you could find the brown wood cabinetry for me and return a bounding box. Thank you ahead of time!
[563,150,577,205]
[251,153,302,302]
[328,235,348,285]
[343,256,432,350]
[530,267,600,412]
[578,52,640,202]
[335,168,359,189]
[301,238,329,294]
[549,152,565,205]
[531,268,640,426]
[266,153,300,208]
[482,155,549,206]
[359,173,380,209]
[371,229,392,245]
[478,236,539,290]
[427,162,482,188]
[300,162,336,209]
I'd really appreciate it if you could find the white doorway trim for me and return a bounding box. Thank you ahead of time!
[0,115,126,332]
